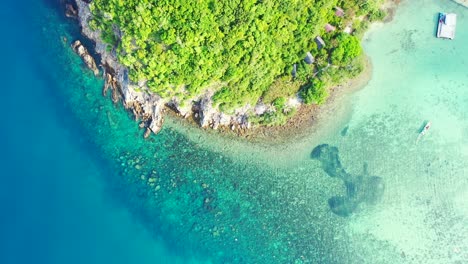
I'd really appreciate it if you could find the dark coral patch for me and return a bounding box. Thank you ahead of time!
[311,144,385,217]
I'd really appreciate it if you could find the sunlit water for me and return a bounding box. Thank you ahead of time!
[1,0,467,263]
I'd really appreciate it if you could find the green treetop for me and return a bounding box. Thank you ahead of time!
[89,0,384,119]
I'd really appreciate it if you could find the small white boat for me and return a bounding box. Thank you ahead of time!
[417,121,431,142]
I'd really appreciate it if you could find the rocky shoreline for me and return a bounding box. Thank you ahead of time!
[71,0,251,137]
[69,0,397,138]
[71,40,99,76]
[71,0,168,136]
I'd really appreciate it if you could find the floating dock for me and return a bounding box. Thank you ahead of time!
[437,13,456,40]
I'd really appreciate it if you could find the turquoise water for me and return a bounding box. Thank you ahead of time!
[0,1,200,263]
[1,0,467,263]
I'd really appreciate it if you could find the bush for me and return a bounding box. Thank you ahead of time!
[368,9,387,22]
[331,34,362,65]
[300,79,328,105]
[272,97,287,111]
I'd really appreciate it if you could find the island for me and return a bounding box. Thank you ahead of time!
[70,0,388,136]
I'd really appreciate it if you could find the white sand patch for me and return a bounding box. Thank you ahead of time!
[349,205,437,256]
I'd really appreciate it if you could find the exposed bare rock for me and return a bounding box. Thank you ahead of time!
[148,97,165,134]
[211,112,231,130]
[237,114,250,129]
[111,82,121,103]
[102,72,111,96]
[254,103,267,115]
[144,128,152,139]
[102,66,122,103]
[71,40,99,75]
[120,84,165,134]
[197,91,216,128]
[65,3,78,18]
[167,98,192,118]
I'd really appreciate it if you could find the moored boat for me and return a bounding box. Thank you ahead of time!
[417,121,431,142]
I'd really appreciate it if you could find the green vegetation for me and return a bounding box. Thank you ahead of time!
[261,76,300,104]
[300,79,328,105]
[249,100,297,127]
[89,0,385,124]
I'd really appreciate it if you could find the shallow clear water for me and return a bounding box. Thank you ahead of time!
[1,0,467,263]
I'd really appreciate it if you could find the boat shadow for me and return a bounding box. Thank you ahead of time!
[433,12,440,38]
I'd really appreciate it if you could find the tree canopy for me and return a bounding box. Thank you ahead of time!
[89,0,384,119]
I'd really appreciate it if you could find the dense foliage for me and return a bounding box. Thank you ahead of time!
[89,0,384,120]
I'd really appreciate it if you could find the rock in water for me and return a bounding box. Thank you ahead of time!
[71,40,99,76]
[65,3,78,18]
[341,125,349,136]
[144,128,151,139]
[148,98,164,134]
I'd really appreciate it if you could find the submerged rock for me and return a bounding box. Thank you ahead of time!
[65,3,78,18]
[328,196,357,217]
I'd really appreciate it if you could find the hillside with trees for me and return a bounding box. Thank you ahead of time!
[89,0,385,125]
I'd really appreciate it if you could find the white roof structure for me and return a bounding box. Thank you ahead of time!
[437,13,457,39]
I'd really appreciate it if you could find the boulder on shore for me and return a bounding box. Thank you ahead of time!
[65,3,78,18]
[71,40,99,76]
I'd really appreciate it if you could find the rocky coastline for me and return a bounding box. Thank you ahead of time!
[71,40,99,76]
[69,0,397,138]
[71,0,251,137]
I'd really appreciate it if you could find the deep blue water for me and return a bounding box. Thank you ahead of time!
[0,1,193,263]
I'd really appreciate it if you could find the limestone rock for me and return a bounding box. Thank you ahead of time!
[144,128,151,139]
[65,3,78,18]
[167,98,192,118]
[71,40,99,76]
[198,91,216,128]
